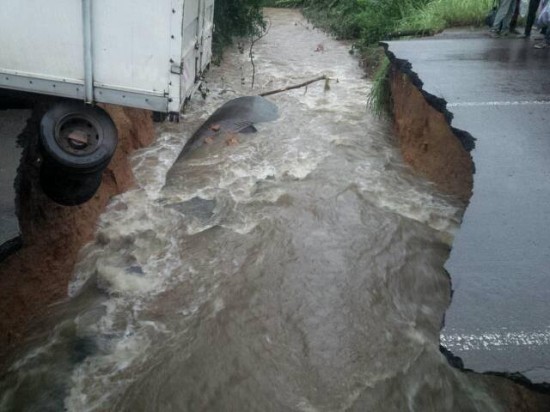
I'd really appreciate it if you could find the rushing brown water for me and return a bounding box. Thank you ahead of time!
[0,9,543,412]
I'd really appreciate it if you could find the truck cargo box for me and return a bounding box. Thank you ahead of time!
[0,0,215,113]
[0,0,215,206]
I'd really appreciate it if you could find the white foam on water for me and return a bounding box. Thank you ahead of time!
[353,162,463,239]
[131,131,189,196]
[65,332,153,412]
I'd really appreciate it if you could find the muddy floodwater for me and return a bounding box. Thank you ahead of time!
[0,9,545,412]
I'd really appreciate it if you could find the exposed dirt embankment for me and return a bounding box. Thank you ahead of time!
[0,104,154,364]
[388,64,474,204]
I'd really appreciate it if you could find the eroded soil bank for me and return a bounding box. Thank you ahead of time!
[387,62,550,409]
[389,65,474,204]
[0,102,154,366]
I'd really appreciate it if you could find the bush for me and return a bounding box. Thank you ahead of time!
[213,0,266,58]
[398,0,493,33]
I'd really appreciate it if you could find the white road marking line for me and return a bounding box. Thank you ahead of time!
[442,329,550,351]
[447,101,550,108]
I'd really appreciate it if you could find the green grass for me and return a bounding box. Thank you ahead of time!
[398,0,494,33]
[366,57,392,116]
[263,0,493,45]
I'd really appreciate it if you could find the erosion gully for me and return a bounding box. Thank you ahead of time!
[0,9,547,412]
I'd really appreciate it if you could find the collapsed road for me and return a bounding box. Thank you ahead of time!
[1,9,550,412]
[383,32,550,383]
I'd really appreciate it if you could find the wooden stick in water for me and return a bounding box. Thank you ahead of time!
[259,75,329,97]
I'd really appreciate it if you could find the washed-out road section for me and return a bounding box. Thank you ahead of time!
[384,34,550,382]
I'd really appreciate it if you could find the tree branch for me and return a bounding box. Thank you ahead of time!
[259,75,329,97]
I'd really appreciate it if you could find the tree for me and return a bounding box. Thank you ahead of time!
[213,0,265,57]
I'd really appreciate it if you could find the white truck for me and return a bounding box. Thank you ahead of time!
[0,0,215,205]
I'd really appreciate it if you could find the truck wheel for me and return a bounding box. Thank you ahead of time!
[40,101,118,173]
[40,160,103,206]
[152,111,168,123]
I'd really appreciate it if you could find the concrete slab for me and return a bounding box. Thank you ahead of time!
[384,35,550,382]
[0,110,30,255]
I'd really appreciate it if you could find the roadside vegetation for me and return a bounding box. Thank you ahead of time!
[366,57,392,116]
[263,0,493,46]
[397,0,495,35]
[213,0,265,59]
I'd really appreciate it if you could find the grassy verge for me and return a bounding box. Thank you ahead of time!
[397,0,494,34]
[263,0,492,45]
[366,57,392,117]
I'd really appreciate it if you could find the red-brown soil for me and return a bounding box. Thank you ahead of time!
[390,67,474,204]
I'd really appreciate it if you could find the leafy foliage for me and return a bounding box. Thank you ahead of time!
[213,0,266,58]
[397,0,494,33]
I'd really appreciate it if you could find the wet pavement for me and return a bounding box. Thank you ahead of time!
[384,34,550,382]
[0,110,29,256]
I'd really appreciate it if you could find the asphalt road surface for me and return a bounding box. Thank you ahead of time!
[384,33,550,382]
[0,109,29,251]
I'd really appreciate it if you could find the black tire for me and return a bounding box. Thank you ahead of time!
[40,161,103,206]
[40,101,118,173]
[152,111,168,123]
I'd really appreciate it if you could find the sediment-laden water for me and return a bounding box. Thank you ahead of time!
[0,9,536,412]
